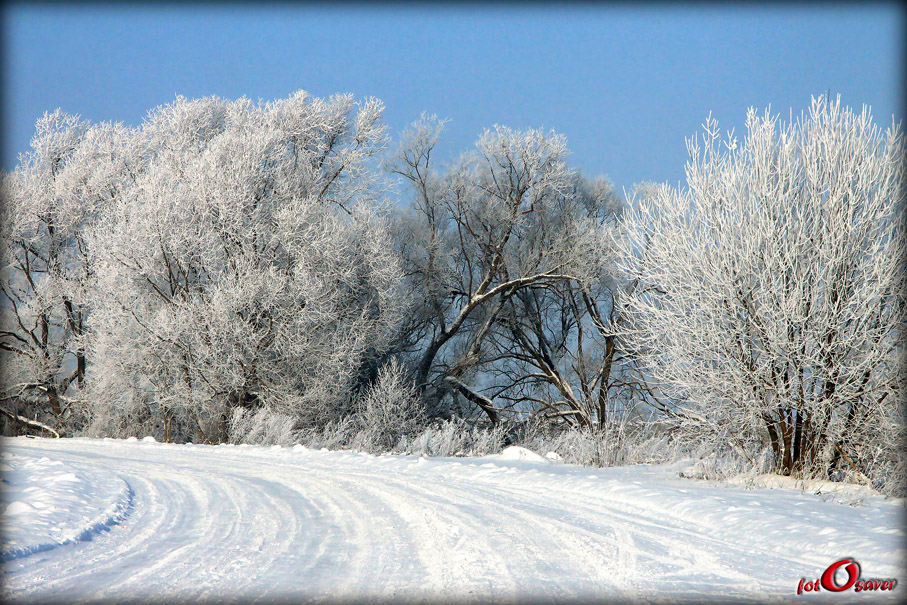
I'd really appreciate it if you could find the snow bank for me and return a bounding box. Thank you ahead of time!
[499,445,550,463]
[724,473,894,505]
[0,450,133,561]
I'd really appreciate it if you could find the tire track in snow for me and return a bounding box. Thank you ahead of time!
[2,439,902,604]
[361,473,633,600]
[428,473,804,602]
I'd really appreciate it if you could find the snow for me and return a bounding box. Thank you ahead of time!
[500,445,550,463]
[1,437,903,603]
[4,501,35,515]
[0,449,133,563]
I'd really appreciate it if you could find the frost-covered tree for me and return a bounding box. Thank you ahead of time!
[85,92,407,442]
[391,117,624,424]
[1,111,142,434]
[480,176,646,429]
[616,95,905,478]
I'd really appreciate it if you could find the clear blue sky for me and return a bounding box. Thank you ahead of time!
[3,3,903,193]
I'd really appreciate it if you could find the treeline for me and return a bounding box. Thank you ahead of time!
[1,91,903,488]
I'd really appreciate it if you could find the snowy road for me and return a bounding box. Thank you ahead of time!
[1,437,903,603]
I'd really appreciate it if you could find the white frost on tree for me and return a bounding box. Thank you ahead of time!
[84,92,407,442]
[1,111,142,433]
[615,95,905,478]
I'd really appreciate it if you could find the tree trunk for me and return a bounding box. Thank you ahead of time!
[416,335,449,391]
[47,386,62,417]
[791,410,803,473]
[596,334,615,430]
[764,416,781,467]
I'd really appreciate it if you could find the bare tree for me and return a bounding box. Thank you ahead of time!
[615,96,905,478]
[391,117,624,424]
[489,270,645,429]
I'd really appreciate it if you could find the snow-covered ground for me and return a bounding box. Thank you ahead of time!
[1,437,903,603]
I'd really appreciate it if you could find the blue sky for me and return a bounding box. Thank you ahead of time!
[3,3,902,193]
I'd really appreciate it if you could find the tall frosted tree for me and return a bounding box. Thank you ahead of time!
[85,92,407,442]
[616,96,905,478]
[1,111,142,434]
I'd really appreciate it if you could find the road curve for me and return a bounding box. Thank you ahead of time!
[1,438,902,603]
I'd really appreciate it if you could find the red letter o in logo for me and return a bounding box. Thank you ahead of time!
[820,559,860,592]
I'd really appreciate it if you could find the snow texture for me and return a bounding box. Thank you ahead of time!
[0,449,133,562]
[1,436,903,603]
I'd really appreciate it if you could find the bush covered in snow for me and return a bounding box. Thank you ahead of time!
[227,408,299,447]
